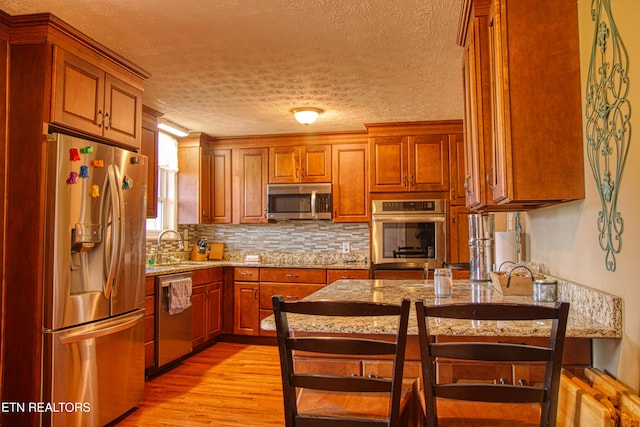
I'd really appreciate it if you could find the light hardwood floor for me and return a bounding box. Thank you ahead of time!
[116,342,285,426]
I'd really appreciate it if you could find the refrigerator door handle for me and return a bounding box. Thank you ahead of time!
[112,165,126,297]
[58,313,142,345]
[104,165,124,298]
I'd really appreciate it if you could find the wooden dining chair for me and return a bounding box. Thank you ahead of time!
[271,295,413,427]
[415,301,570,427]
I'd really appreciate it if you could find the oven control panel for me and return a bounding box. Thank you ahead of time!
[372,199,445,215]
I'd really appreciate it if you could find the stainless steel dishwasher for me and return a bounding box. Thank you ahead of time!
[156,272,193,368]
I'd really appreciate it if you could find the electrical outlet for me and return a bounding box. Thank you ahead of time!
[342,242,351,253]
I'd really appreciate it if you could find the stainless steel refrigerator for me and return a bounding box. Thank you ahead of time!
[41,133,147,427]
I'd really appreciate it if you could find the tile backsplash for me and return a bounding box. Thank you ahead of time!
[148,221,370,258]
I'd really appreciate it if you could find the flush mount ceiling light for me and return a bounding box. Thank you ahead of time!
[157,117,190,137]
[291,107,323,125]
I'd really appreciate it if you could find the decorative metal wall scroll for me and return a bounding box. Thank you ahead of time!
[585,0,631,272]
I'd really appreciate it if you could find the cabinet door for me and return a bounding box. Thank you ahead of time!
[462,16,485,209]
[301,145,331,182]
[332,143,368,222]
[200,148,214,223]
[191,284,206,347]
[212,149,232,223]
[408,134,449,191]
[141,107,160,218]
[103,73,142,148]
[205,282,223,340]
[269,146,299,183]
[449,133,467,206]
[236,147,268,224]
[52,47,105,136]
[449,206,471,267]
[233,282,259,336]
[369,136,407,192]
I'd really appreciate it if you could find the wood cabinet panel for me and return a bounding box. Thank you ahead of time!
[294,358,362,376]
[192,268,224,348]
[409,134,449,191]
[327,269,370,283]
[212,149,232,223]
[449,206,471,267]
[260,268,326,284]
[52,47,142,149]
[259,283,324,309]
[459,0,584,209]
[192,267,223,285]
[332,143,369,222]
[142,106,161,218]
[234,267,260,282]
[449,133,467,206]
[205,283,223,339]
[369,136,406,192]
[269,145,331,183]
[233,282,260,336]
[236,147,268,224]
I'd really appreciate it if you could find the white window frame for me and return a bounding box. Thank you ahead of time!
[146,131,179,240]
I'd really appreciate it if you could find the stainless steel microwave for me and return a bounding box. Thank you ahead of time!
[266,183,332,220]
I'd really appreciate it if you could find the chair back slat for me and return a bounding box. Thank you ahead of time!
[436,383,547,403]
[290,337,397,356]
[416,300,570,427]
[430,342,552,362]
[273,296,411,427]
[293,374,392,393]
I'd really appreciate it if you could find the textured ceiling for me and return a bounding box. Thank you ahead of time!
[3,0,464,137]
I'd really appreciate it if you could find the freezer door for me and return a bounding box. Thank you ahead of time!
[44,134,115,329]
[42,310,144,427]
[112,147,147,316]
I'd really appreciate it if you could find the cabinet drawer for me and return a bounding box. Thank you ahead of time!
[234,267,260,282]
[362,360,421,380]
[294,357,362,376]
[327,269,369,283]
[145,276,155,296]
[259,283,324,309]
[144,314,155,343]
[192,267,223,285]
[144,295,154,316]
[260,268,326,284]
[436,336,592,366]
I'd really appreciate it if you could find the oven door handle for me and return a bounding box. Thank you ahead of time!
[311,189,317,217]
[371,215,446,223]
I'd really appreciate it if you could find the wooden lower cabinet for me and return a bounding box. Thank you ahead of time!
[258,268,327,337]
[435,336,592,385]
[327,269,370,283]
[191,268,224,349]
[234,281,260,336]
[144,276,156,371]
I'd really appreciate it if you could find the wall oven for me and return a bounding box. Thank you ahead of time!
[371,199,446,268]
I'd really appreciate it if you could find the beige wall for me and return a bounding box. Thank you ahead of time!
[522,0,639,391]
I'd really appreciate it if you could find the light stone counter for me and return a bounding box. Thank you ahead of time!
[261,279,622,339]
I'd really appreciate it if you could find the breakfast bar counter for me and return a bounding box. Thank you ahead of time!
[260,279,622,339]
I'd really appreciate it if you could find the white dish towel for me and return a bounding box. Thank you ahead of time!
[168,278,192,315]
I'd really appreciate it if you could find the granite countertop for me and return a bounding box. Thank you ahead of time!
[145,260,370,277]
[260,279,622,339]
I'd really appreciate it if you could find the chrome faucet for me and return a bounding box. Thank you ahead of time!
[155,229,184,265]
[157,229,184,250]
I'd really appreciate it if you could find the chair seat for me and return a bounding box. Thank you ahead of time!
[435,398,542,427]
[297,380,414,422]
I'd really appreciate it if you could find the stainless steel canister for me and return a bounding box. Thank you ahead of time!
[533,278,557,302]
[468,213,495,282]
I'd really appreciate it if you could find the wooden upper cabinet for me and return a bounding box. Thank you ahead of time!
[332,143,369,222]
[459,0,584,209]
[449,133,467,206]
[367,122,456,193]
[178,134,212,224]
[212,149,232,223]
[408,134,449,192]
[141,106,162,218]
[52,47,143,149]
[235,147,268,224]
[269,144,331,183]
